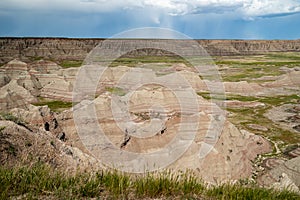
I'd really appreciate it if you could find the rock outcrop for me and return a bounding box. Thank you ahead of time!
[1,38,300,65]
[10,105,62,136]
[69,66,271,183]
[0,38,99,65]
[0,59,79,112]
[258,157,300,192]
[0,120,102,172]
[265,104,300,133]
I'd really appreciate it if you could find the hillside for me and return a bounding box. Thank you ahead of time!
[0,38,299,199]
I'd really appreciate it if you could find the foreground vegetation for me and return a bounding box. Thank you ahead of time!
[0,163,299,199]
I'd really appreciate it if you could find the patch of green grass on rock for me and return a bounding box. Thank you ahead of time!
[59,60,83,68]
[0,113,25,125]
[109,56,192,67]
[0,126,6,133]
[227,104,300,144]
[105,87,126,96]
[259,95,300,106]
[29,56,44,61]
[197,92,258,102]
[33,100,73,112]
[198,92,300,143]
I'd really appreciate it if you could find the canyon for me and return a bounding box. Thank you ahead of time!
[0,38,299,194]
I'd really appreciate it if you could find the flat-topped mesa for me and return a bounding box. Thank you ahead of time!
[199,39,300,55]
[0,38,300,65]
[0,38,99,64]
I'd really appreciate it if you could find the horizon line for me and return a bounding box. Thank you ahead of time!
[0,36,299,41]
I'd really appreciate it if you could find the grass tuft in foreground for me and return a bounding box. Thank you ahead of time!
[0,163,299,199]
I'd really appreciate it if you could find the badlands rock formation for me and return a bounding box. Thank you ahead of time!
[0,119,102,172]
[259,156,300,193]
[0,39,299,190]
[0,58,272,184]
[1,38,300,65]
[265,104,300,133]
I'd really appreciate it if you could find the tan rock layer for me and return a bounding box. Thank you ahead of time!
[1,38,300,64]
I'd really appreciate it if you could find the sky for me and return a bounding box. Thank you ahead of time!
[0,0,300,39]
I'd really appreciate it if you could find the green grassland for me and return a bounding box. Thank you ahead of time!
[215,52,300,82]
[78,52,300,83]
[197,92,300,144]
[1,163,299,199]
[200,52,300,146]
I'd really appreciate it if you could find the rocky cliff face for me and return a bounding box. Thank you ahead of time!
[0,38,101,64]
[1,38,300,64]
[199,39,300,56]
